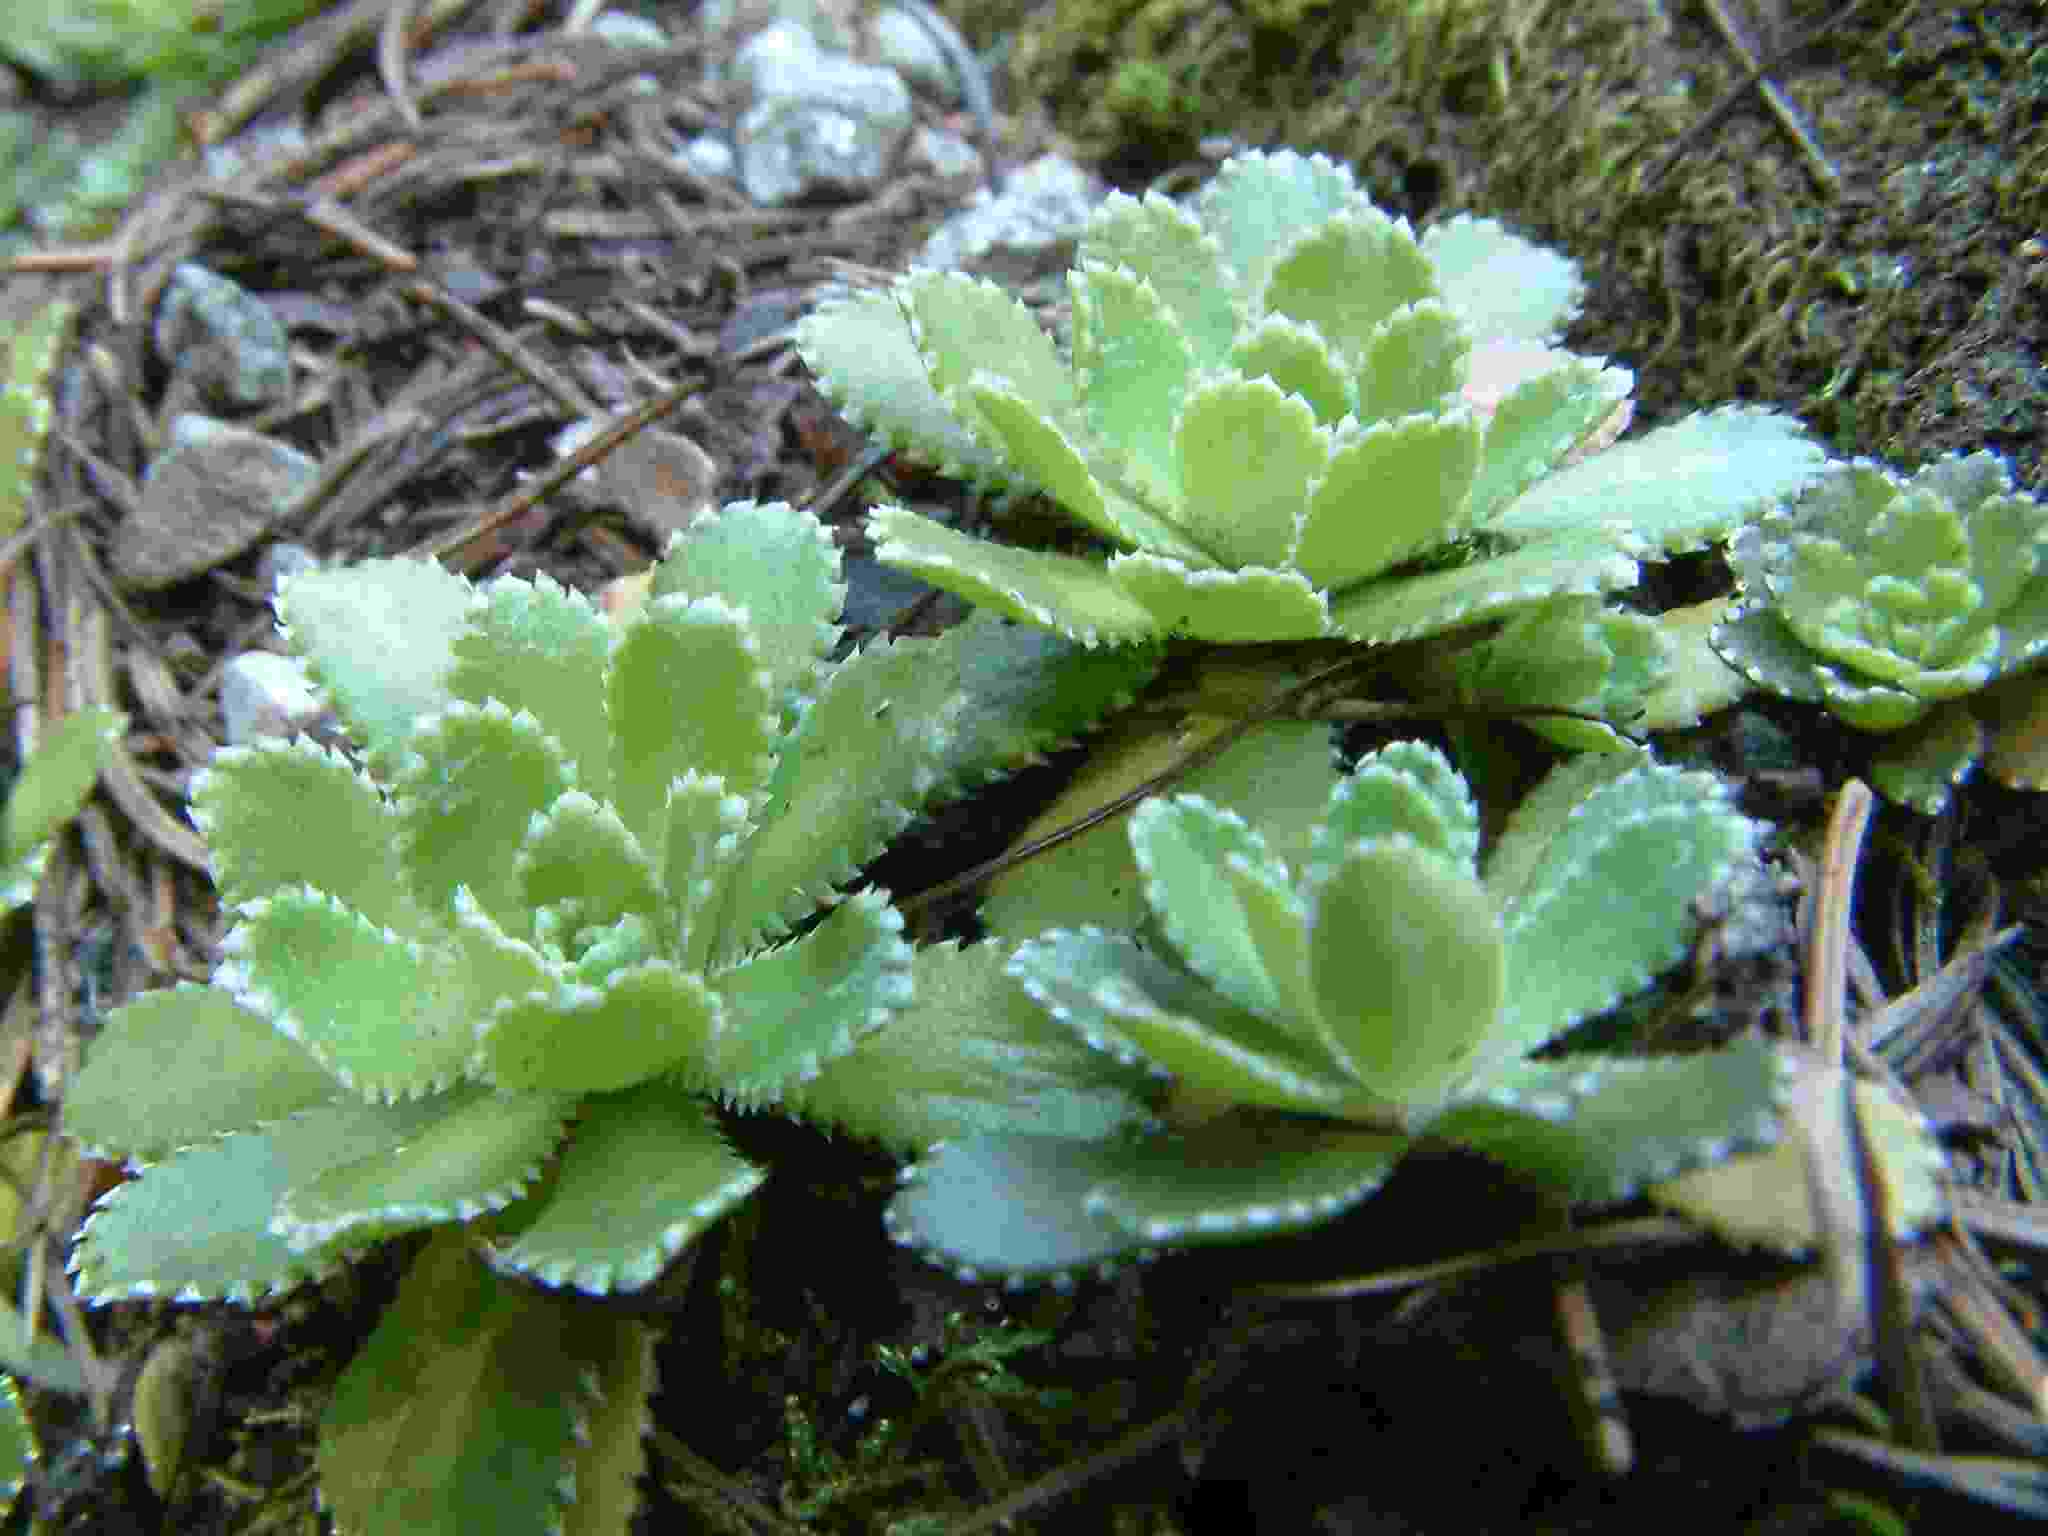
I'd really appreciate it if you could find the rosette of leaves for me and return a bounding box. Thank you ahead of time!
[798,148,1824,665]
[1713,453,2048,812]
[60,499,1158,1536]
[888,742,1792,1282]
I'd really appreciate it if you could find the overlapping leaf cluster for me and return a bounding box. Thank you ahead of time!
[60,499,1156,1536]
[889,741,1791,1282]
[799,149,1824,660]
[1714,452,2048,810]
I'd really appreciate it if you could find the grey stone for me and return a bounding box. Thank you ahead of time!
[115,416,319,591]
[589,11,668,48]
[913,154,1105,280]
[873,5,959,104]
[220,652,321,745]
[905,124,982,183]
[681,134,736,181]
[153,264,291,412]
[733,23,912,206]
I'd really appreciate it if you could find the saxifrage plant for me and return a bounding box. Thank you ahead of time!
[60,499,1158,1536]
[798,148,1825,675]
[887,740,1792,1282]
[1713,452,2048,812]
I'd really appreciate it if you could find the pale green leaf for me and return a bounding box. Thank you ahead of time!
[959,375,1126,547]
[1171,374,1324,571]
[1259,209,1436,365]
[446,573,613,797]
[793,286,1005,485]
[607,594,776,858]
[558,1314,659,1536]
[1329,527,1639,644]
[1229,314,1351,424]
[866,503,1161,646]
[64,984,336,1160]
[1292,411,1481,593]
[0,1376,34,1514]
[1306,837,1503,1106]
[1709,600,1830,709]
[1071,263,1193,514]
[906,269,1074,421]
[192,738,409,929]
[1350,300,1469,423]
[1640,597,1755,730]
[277,559,473,772]
[1194,148,1361,291]
[1467,355,1632,527]
[1497,762,1755,1058]
[1480,747,1645,913]
[71,1100,460,1302]
[515,791,660,933]
[1312,739,1480,876]
[1108,553,1332,642]
[1079,189,1236,366]
[318,1231,581,1536]
[473,961,722,1095]
[1422,213,1584,342]
[649,499,845,715]
[486,1082,764,1293]
[1870,701,1985,815]
[658,771,755,975]
[707,888,912,1105]
[275,1087,573,1252]
[1437,1036,1788,1202]
[1008,928,1350,1114]
[1490,406,1826,552]
[786,941,1157,1149]
[218,887,479,1100]
[3,707,120,863]
[0,1298,84,1395]
[0,302,70,543]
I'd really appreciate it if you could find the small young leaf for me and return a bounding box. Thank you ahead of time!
[1193,148,1361,291]
[2,707,121,863]
[472,961,722,1095]
[1292,411,1481,592]
[1230,314,1352,424]
[1108,553,1332,642]
[1171,374,1325,571]
[1072,262,1194,512]
[1422,213,1584,343]
[447,574,613,796]
[1349,300,1469,423]
[1079,189,1236,366]
[1328,527,1639,645]
[1259,209,1435,362]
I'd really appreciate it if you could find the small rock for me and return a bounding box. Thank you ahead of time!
[551,419,716,543]
[914,154,1105,279]
[905,124,982,184]
[589,11,668,48]
[733,23,913,205]
[220,652,322,745]
[153,264,291,413]
[680,134,736,181]
[114,416,318,591]
[873,5,961,104]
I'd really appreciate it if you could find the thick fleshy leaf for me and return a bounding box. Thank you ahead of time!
[1083,1113,1409,1245]
[1447,597,1670,748]
[1008,928,1351,1113]
[786,941,1157,1149]
[793,285,1005,486]
[1710,600,1830,708]
[607,594,776,857]
[445,574,613,797]
[707,888,912,1104]
[473,961,722,1094]
[515,791,660,933]
[1109,553,1332,642]
[1072,262,1193,513]
[277,559,473,772]
[64,985,336,1160]
[3,707,120,866]
[1260,209,1436,367]
[217,888,478,1099]
[486,1083,764,1292]
[192,738,409,929]
[1496,762,1755,1058]
[887,1132,1154,1281]
[1350,300,1469,423]
[1328,527,1639,645]
[906,269,1074,421]
[1490,406,1826,552]
[1079,189,1236,366]
[70,1099,459,1301]
[982,715,1338,942]
[649,498,844,715]
[275,1087,573,1251]
[866,504,1161,646]
[1306,837,1504,1106]
[318,1231,582,1536]
[1467,356,1632,527]
[1870,701,1985,815]
[558,1314,659,1536]
[659,771,755,974]
[720,635,959,944]
[1292,411,1482,592]
[1193,148,1361,291]
[0,1368,45,1500]
[959,376,1126,550]
[1437,1037,1790,1202]
[394,702,573,925]
[0,301,69,544]
[1480,749,1644,913]
[1171,374,1324,571]
[1422,214,1584,343]
[1312,740,1480,877]
[1230,314,1351,424]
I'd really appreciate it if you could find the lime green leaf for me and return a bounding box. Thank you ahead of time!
[1467,355,1632,527]
[1292,411,1482,593]
[277,559,473,772]
[1260,209,1436,366]
[1306,837,1503,1106]
[446,573,613,797]
[1230,314,1351,424]
[1422,213,1584,343]
[0,1377,32,1515]
[1313,739,1480,875]
[558,1313,658,1536]
[515,791,660,933]
[1194,148,1361,291]
[649,499,844,715]
[64,984,335,1160]
[1481,748,1644,913]
[1079,189,1236,366]
[474,961,721,1095]
[658,770,755,974]
[318,1232,583,1536]
[959,375,1125,546]
[0,301,70,542]
[787,941,1157,1149]
[1171,375,1324,571]
[1329,527,1639,645]
[1109,554,1332,641]
[708,888,912,1105]
[607,594,775,858]
[192,738,409,928]
[275,1087,573,1252]
[1072,262,1193,512]
[1869,701,1985,815]
[486,1083,764,1292]
[2,707,121,865]
[1350,300,1469,423]
[906,269,1074,421]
